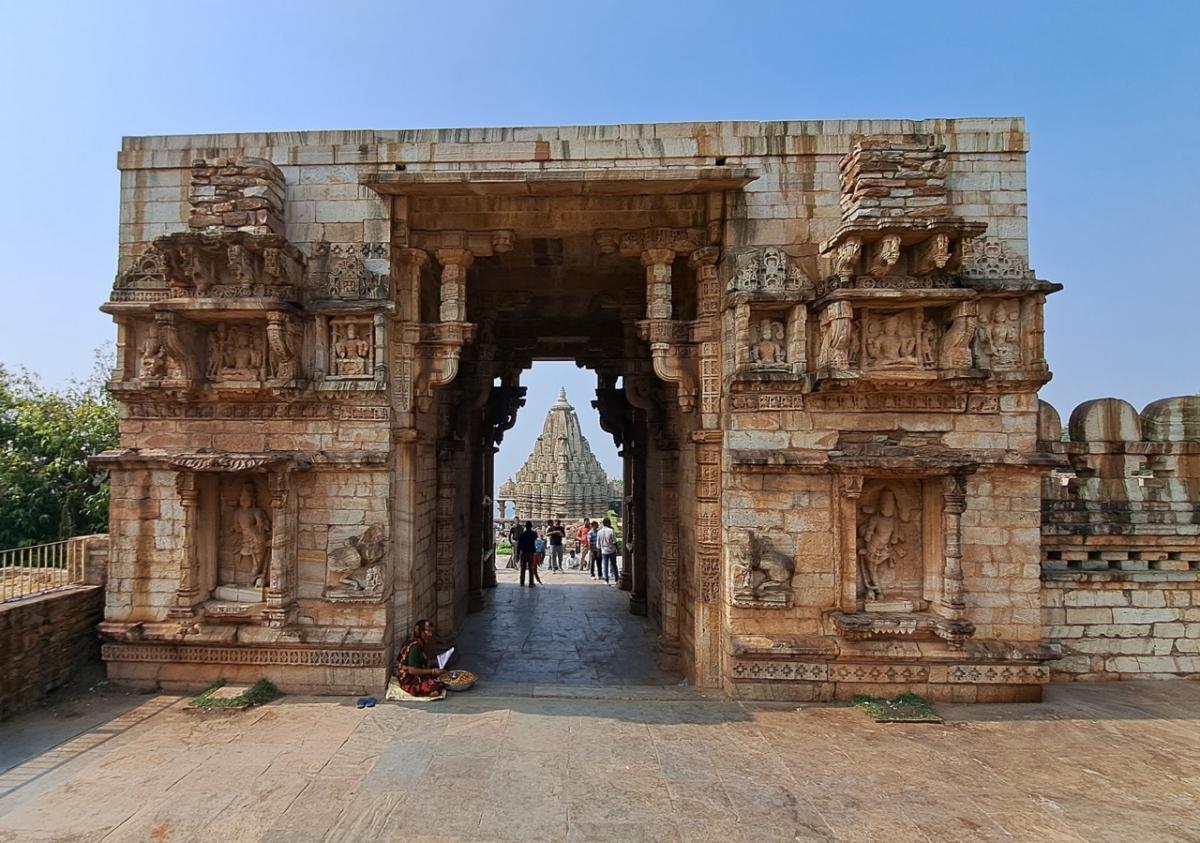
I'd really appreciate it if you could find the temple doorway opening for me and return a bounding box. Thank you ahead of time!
[462,361,681,686]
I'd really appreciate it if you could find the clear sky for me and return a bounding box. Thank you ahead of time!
[2,0,1196,475]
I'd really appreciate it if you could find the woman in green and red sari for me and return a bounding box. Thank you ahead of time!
[394,619,447,697]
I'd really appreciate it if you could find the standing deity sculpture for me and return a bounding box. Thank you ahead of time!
[817,303,853,370]
[986,302,1019,368]
[233,484,272,588]
[920,318,939,368]
[857,487,905,600]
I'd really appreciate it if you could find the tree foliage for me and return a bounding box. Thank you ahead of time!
[0,355,117,547]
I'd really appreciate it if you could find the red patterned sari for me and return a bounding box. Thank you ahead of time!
[395,639,446,697]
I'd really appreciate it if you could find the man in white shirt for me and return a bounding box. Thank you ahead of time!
[597,517,619,585]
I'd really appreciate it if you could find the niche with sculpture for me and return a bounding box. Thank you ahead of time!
[857,308,942,375]
[206,323,266,384]
[855,480,926,612]
[733,305,807,377]
[976,299,1020,370]
[730,529,796,608]
[185,473,274,612]
[330,317,374,378]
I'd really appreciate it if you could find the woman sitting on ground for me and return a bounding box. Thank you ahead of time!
[394,619,447,698]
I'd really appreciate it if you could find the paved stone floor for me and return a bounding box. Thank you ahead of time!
[4,580,1200,841]
[3,674,1200,841]
[456,564,683,690]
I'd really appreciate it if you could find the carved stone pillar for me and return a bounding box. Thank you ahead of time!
[941,475,967,617]
[435,248,473,323]
[629,434,648,615]
[467,432,485,612]
[393,247,427,322]
[658,447,681,670]
[169,473,200,620]
[691,247,722,427]
[693,431,723,687]
[483,445,498,589]
[263,471,294,628]
[837,474,864,610]
[642,248,675,320]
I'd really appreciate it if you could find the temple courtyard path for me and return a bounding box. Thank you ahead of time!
[1,679,1199,842]
[454,563,686,690]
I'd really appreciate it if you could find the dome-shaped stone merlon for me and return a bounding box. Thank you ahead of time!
[1141,395,1200,442]
[1037,400,1062,443]
[1068,398,1141,443]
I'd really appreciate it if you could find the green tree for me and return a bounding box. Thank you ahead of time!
[0,351,118,547]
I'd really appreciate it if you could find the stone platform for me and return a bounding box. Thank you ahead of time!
[1,680,1197,841]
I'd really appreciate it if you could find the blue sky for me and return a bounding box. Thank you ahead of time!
[2,0,1196,485]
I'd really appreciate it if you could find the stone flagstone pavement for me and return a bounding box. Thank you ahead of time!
[1,573,1198,841]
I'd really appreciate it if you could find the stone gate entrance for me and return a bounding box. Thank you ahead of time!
[96,118,1060,701]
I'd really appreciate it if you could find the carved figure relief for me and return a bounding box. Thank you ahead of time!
[139,325,168,379]
[731,530,796,607]
[233,483,271,588]
[856,481,921,607]
[920,318,939,368]
[863,311,920,369]
[749,319,788,367]
[325,525,386,599]
[939,305,977,370]
[266,313,298,381]
[981,300,1019,369]
[331,318,373,377]
[208,324,263,382]
[817,302,853,371]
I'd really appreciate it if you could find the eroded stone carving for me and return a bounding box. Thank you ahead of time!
[325,525,386,599]
[209,324,264,382]
[980,300,1019,369]
[817,301,854,371]
[331,318,373,377]
[731,530,795,608]
[857,482,921,608]
[749,319,788,367]
[233,483,271,589]
[863,311,920,369]
[961,236,1035,280]
[728,247,812,295]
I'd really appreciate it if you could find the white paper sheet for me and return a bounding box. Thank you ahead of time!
[436,647,455,670]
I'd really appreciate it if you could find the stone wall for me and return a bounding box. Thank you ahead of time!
[0,536,108,721]
[1041,396,1200,679]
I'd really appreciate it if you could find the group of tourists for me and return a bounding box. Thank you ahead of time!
[505,517,620,587]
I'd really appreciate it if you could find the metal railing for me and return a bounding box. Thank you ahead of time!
[0,539,86,604]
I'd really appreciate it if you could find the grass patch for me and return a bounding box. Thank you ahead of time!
[497,541,512,555]
[190,679,282,710]
[852,692,941,723]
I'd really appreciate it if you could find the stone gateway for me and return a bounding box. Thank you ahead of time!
[95,118,1195,702]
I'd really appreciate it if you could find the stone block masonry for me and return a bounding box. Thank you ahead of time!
[0,586,103,721]
[1040,396,1200,680]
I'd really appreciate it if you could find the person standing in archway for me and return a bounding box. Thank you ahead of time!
[546,520,565,573]
[517,521,540,587]
[587,520,602,579]
[598,517,619,585]
[506,519,522,569]
[576,519,591,572]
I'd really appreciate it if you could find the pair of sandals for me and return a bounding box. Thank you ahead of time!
[355,696,378,708]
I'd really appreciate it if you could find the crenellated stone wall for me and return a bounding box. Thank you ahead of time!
[1040,396,1200,680]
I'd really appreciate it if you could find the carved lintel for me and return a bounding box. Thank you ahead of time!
[596,227,706,258]
[868,234,902,278]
